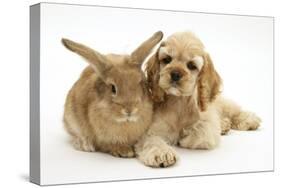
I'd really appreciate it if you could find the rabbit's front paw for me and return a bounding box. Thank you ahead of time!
[110,145,135,158]
[72,137,95,152]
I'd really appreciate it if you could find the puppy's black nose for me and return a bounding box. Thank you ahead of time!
[171,71,181,82]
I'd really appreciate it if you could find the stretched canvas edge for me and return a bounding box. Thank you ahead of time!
[30,3,41,185]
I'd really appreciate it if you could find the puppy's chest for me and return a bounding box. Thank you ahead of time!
[158,98,199,128]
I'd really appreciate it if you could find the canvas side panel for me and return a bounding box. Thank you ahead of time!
[30,3,41,185]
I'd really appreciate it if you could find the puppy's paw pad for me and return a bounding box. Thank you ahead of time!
[142,146,178,168]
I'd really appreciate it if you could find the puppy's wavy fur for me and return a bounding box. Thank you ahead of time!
[62,31,163,157]
[135,32,261,167]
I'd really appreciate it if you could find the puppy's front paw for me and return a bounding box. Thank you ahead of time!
[110,145,135,158]
[179,121,220,150]
[139,145,178,168]
[232,111,261,131]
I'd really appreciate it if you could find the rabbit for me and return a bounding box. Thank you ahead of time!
[62,31,163,158]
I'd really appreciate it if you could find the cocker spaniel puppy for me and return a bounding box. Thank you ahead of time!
[135,32,261,168]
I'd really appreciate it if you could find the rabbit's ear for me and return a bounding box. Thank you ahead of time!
[62,38,111,77]
[130,31,163,66]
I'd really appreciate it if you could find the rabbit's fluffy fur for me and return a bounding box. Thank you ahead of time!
[135,32,261,167]
[62,31,163,157]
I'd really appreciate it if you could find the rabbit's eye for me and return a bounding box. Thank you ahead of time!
[111,85,117,94]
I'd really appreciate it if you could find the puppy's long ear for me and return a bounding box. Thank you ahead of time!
[61,38,111,77]
[146,48,165,102]
[197,53,222,111]
[130,31,163,65]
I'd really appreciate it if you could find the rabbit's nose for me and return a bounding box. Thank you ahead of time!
[122,108,138,116]
[121,109,131,116]
[125,109,131,116]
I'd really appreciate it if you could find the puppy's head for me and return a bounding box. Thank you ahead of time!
[146,32,221,111]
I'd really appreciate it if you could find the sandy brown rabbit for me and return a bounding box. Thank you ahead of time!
[62,31,163,157]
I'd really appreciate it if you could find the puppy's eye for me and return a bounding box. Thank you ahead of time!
[187,61,197,70]
[162,56,172,64]
[111,84,117,94]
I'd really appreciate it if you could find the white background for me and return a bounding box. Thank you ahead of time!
[39,3,273,185]
[0,0,280,188]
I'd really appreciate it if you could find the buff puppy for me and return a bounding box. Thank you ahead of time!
[135,32,261,167]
